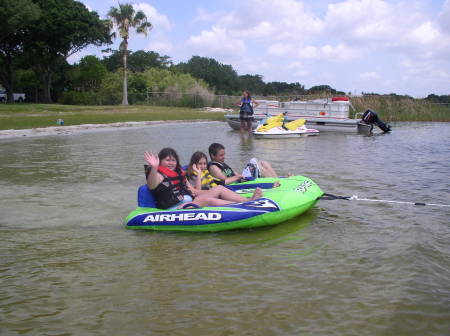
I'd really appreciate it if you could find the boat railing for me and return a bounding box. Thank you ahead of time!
[254,99,352,119]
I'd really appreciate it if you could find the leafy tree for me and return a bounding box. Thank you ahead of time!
[238,74,265,94]
[101,49,171,73]
[98,70,123,105]
[73,55,107,91]
[263,81,305,96]
[307,85,336,94]
[22,0,111,103]
[141,68,206,92]
[107,3,152,105]
[425,94,450,104]
[15,69,40,102]
[128,50,171,72]
[0,0,40,102]
[177,56,239,94]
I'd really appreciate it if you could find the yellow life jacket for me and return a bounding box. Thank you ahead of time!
[191,170,223,190]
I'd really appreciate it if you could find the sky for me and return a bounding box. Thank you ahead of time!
[73,0,450,98]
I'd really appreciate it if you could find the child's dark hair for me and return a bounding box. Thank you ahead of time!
[158,147,181,172]
[208,143,224,158]
[243,89,251,99]
[187,151,208,175]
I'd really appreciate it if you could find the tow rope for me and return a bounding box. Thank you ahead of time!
[319,193,450,208]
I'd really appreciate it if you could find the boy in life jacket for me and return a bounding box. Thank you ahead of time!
[207,143,279,185]
[145,148,262,209]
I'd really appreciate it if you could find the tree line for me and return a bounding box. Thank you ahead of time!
[1,0,448,105]
[0,0,345,105]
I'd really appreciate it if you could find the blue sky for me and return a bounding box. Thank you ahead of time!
[74,0,450,97]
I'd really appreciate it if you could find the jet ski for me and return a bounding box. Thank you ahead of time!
[253,113,319,138]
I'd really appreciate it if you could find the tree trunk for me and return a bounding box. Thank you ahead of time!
[39,65,53,103]
[122,40,128,105]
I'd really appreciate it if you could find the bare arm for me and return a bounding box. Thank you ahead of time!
[252,98,259,107]
[192,164,202,191]
[185,179,200,197]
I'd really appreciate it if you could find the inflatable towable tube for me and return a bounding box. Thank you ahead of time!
[124,176,323,232]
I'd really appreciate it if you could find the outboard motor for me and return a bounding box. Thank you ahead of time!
[361,109,391,133]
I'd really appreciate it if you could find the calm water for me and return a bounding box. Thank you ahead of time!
[1,122,449,336]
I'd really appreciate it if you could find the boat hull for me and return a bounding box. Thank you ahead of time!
[124,176,323,232]
[357,121,373,135]
[253,128,319,138]
[225,114,358,132]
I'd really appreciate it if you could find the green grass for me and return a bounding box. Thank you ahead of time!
[0,104,227,130]
[1,98,448,131]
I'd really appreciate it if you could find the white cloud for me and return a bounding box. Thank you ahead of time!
[233,0,324,40]
[187,0,323,54]
[133,3,172,31]
[240,21,277,39]
[146,32,173,54]
[131,3,174,54]
[409,21,441,44]
[360,71,380,80]
[187,26,246,59]
[298,44,361,61]
[267,43,295,56]
[168,0,450,96]
[323,0,448,51]
[438,0,450,34]
[193,8,226,23]
[287,61,309,77]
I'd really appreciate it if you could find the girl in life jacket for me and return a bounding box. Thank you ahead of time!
[187,151,225,190]
[145,148,263,210]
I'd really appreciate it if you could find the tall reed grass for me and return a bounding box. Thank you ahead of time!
[350,96,450,121]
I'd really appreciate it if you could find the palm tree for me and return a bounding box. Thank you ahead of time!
[107,3,151,105]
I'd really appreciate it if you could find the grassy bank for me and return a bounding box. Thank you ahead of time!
[1,97,448,131]
[350,96,450,121]
[0,104,227,130]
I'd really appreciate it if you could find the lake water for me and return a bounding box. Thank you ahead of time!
[1,121,449,335]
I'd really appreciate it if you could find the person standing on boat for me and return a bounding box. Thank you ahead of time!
[236,90,258,134]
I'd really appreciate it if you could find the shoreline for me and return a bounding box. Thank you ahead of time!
[0,119,218,140]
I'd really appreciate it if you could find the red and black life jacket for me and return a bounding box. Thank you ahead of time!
[153,166,192,209]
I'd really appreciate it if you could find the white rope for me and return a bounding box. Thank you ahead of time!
[348,195,450,208]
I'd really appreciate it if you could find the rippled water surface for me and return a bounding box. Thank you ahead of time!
[1,121,449,335]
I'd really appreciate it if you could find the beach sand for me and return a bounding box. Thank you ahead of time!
[0,120,214,140]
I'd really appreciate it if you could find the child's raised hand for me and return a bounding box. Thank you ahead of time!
[144,152,159,168]
[192,163,202,175]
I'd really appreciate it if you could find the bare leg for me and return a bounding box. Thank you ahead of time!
[196,185,264,204]
[240,120,246,134]
[259,160,278,177]
[202,185,248,202]
[249,187,263,200]
[191,196,234,207]
[246,120,253,134]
